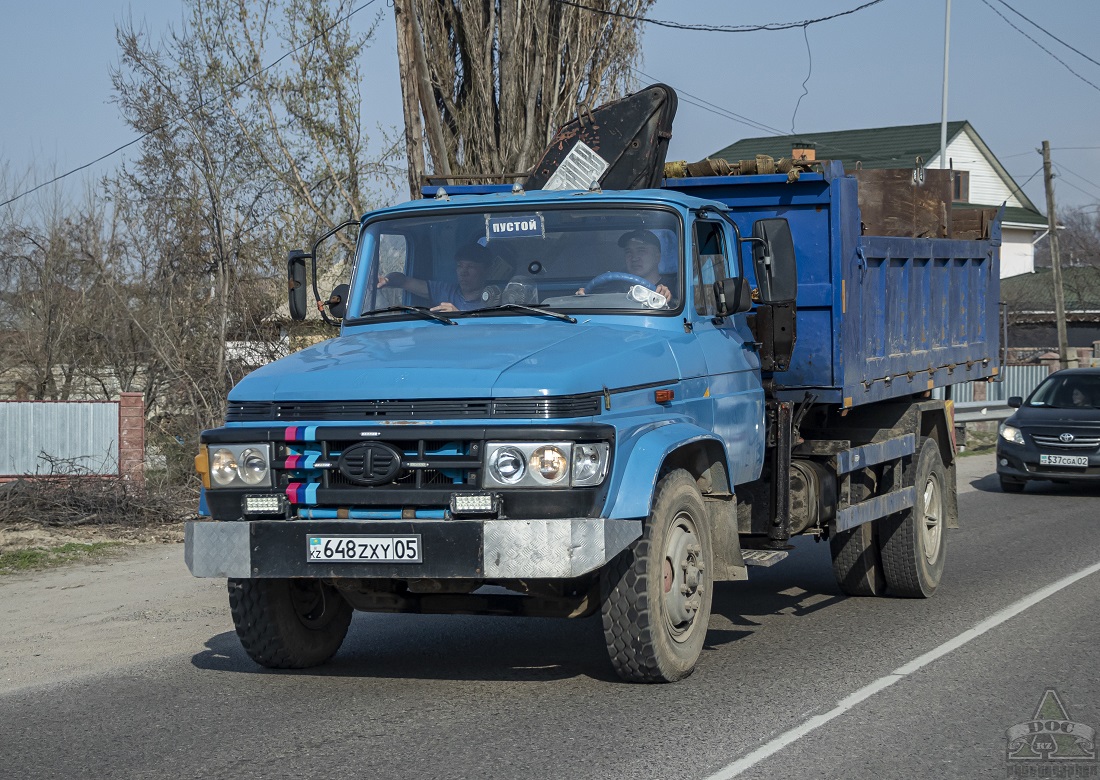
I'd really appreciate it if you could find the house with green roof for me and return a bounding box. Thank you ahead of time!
[711,121,1048,279]
[1001,266,1100,352]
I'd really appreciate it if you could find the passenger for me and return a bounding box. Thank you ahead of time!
[377,243,493,312]
[576,229,675,302]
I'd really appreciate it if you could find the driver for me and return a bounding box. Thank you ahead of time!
[576,229,675,302]
[377,243,492,312]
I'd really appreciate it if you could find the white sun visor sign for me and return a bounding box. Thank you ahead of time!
[485,213,545,240]
[542,140,610,191]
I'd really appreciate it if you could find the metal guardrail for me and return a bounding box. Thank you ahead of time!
[953,401,1013,424]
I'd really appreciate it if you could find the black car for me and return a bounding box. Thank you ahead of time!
[997,367,1100,493]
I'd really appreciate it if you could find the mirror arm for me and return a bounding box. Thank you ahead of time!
[309,219,359,327]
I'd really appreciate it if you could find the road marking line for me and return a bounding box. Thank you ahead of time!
[704,559,1100,780]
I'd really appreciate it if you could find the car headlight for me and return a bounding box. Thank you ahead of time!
[572,443,610,486]
[238,448,270,485]
[484,441,611,488]
[489,446,527,484]
[529,445,569,484]
[205,444,273,488]
[999,424,1025,446]
[210,448,239,486]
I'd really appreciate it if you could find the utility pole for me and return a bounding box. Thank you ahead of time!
[394,0,427,200]
[939,0,951,169]
[1042,140,1074,369]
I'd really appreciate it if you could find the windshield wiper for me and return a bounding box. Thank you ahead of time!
[469,303,577,323]
[359,305,456,325]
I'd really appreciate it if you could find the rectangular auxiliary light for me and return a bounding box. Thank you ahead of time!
[243,495,286,515]
[450,492,499,517]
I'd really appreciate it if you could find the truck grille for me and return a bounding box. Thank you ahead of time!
[227,395,602,422]
[1031,433,1100,450]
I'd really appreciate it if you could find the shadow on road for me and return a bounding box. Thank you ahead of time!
[191,541,855,683]
[970,472,1100,496]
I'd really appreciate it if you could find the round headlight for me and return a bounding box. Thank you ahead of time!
[237,447,269,485]
[210,448,239,486]
[572,443,605,485]
[529,445,568,484]
[490,447,526,484]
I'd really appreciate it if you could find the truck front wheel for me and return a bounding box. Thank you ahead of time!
[600,469,714,683]
[228,578,353,669]
[879,438,948,598]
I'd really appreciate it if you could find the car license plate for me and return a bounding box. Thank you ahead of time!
[307,535,421,563]
[1039,454,1088,467]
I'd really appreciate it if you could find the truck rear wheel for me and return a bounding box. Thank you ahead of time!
[600,469,714,683]
[228,578,353,668]
[830,521,885,596]
[879,438,947,598]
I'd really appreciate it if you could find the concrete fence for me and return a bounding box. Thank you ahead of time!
[0,393,144,483]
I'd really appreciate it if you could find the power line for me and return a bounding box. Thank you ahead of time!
[1006,166,1043,204]
[632,67,785,137]
[556,0,889,33]
[1,0,381,210]
[1003,146,1100,160]
[641,69,878,164]
[977,0,1100,96]
[993,0,1100,71]
[1052,163,1100,201]
[790,25,813,134]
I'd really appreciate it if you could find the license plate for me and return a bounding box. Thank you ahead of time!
[1039,454,1088,467]
[307,535,421,563]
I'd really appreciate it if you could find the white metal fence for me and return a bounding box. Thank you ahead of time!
[0,401,120,476]
[935,364,1051,404]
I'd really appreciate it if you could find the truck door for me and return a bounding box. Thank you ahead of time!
[691,219,765,486]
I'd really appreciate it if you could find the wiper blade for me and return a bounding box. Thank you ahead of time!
[469,303,577,323]
[359,305,455,325]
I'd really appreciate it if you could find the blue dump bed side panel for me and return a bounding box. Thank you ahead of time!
[667,161,1001,407]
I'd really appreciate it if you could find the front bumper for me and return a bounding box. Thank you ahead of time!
[185,517,641,580]
[997,443,1100,481]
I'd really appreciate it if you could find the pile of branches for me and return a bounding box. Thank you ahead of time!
[0,456,195,529]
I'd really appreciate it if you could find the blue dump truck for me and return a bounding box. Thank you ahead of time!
[185,87,1001,682]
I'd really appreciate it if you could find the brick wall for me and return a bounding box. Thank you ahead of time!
[118,392,145,484]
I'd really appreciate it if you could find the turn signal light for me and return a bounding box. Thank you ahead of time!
[654,389,675,404]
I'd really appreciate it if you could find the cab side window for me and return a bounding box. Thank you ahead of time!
[693,221,729,316]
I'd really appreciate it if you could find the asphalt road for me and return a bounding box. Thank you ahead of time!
[2,454,1099,780]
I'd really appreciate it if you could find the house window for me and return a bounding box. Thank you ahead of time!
[953,170,970,202]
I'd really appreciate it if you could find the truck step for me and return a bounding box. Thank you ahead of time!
[741,550,789,567]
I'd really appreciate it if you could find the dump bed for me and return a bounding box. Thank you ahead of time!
[666,160,1001,407]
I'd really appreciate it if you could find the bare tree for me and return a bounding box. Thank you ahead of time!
[187,0,403,246]
[1035,206,1100,268]
[398,0,654,192]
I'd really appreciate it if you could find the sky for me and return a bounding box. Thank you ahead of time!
[2,0,1100,216]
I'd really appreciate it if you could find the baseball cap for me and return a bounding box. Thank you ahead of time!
[617,229,660,249]
[455,243,492,264]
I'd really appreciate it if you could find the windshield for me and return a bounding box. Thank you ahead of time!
[350,206,682,320]
[1027,372,1100,409]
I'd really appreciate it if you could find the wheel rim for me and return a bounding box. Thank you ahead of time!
[921,473,943,565]
[661,512,705,643]
[289,581,339,630]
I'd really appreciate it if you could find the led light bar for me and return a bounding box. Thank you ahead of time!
[243,494,286,515]
[450,492,500,517]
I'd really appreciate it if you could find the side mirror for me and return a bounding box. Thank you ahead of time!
[714,277,753,316]
[287,249,310,321]
[751,218,797,303]
[326,284,350,319]
[1008,396,1023,408]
